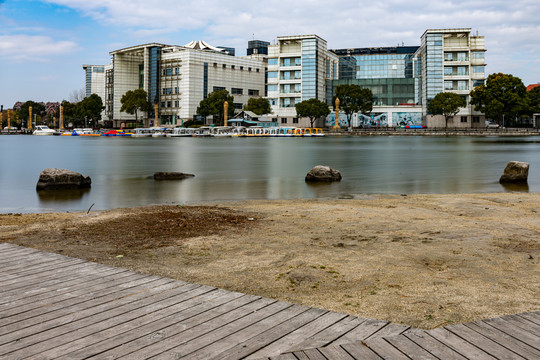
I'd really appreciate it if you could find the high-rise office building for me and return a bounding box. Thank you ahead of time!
[247,40,270,56]
[415,28,486,127]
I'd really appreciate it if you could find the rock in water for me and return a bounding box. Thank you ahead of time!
[154,172,195,180]
[36,168,92,190]
[499,161,529,184]
[305,165,342,182]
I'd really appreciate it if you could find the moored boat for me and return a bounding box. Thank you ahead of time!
[33,125,56,136]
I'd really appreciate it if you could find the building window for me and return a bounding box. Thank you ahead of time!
[256,68,260,72]
[240,66,244,70]
[268,58,278,66]
[163,68,172,76]
[222,64,226,68]
[231,65,235,70]
[175,67,180,74]
[167,101,172,108]
[231,88,243,95]
[213,86,225,92]
[268,71,277,78]
[267,84,277,92]
[461,116,467,123]
[234,103,243,110]
[293,118,298,124]
[472,65,484,73]
[163,88,172,95]
[248,67,252,71]
[160,102,165,108]
[268,98,277,106]
[174,100,179,107]
[272,118,277,122]
[174,87,179,94]
[213,63,217,67]
[472,116,480,123]
[248,89,259,96]
[281,118,287,124]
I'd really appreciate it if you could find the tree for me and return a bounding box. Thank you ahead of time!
[76,94,104,127]
[427,92,467,128]
[332,84,373,128]
[526,86,540,115]
[295,98,330,128]
[196,89,235,126]
[69,88,86,103]
[470,73,527,126]
[120,89,152,125]
[17,101,45,128]
[244,97,271,115]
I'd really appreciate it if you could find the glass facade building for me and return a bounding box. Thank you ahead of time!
[329,46,418,106]
[247,40,270,56]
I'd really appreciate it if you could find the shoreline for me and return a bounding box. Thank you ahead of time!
[1,193,538,329]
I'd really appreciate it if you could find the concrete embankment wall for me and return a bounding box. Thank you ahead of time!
[327,129,540,136]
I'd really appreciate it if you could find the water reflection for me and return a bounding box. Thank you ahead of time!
[500,182,530,192]
[1,135,539,213]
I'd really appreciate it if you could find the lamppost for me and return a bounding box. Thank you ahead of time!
[60,105,64,130]
[224,101,228,127]
[333,97,340,130]
[154,103,159,127]
[28,106,33,130]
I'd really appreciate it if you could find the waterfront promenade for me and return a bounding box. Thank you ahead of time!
[1,242,538,359]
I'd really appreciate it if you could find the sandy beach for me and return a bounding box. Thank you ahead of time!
[1,193,538,329]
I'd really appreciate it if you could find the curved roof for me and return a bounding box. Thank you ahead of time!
[183,40,224,52]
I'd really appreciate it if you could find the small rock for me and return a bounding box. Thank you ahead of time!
[305,165,342,182]
[499,161,529,184]
[154,172,195,180]
[36,168,91,190]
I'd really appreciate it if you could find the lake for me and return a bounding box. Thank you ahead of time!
[0,135,537,213]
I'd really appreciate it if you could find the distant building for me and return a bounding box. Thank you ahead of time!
[247,40,270,56]
[266,35,338,127]
[87,41,265,127]
[415,28,486,128]
[526,84,540,92]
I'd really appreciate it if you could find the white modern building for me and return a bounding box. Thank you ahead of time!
[266,35,339,127]
[89,41,265,127]
[415,28,486,127]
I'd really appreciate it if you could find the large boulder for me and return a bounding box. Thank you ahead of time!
[36,168,91,190]
[305,165,342,182]
[154,172,195,180]
[499,161,529,184]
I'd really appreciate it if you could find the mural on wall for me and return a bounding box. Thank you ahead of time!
[358,113,388,128]
[392,112,422,126]
[325,112,349,127]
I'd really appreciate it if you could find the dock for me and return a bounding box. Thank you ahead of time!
[1,242,538,359]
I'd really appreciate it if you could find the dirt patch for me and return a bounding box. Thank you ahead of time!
[1,194,539,329]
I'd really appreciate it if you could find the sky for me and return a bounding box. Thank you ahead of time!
[1,0,539,108]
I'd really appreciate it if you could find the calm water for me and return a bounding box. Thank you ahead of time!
[0,135,538,213]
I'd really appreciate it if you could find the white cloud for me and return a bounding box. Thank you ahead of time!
[0,35,78,60]
[40,0,540,84]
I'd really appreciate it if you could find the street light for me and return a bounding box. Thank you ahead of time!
[333,97,340,130]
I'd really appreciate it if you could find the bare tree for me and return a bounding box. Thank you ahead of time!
[69,88,86,103]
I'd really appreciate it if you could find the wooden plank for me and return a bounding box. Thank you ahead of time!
[427,327,497,359]
[245,311,349,359]
[365,323,410,340]
[501,313,540,333]
[0,275,173,339]
[156,302,305,360]
[115,298,281,360]
[5,283,214,359]
[0,254,73,273]
[0,258,85,288]
[481,317,540,350]
[318,344,356,359]
[53,290,249,359]
[403,329,468,360]
[382,333,439,359]
[271,353,298,360]
[444,323,526,360]
[329,318,389,345]
[81,293,264,360]
[299,348,328,360]
[517,312,540,326]
[290,316,368,351]
[464,321,540,359]
[364,337,410,359]
[0,272,157,325]
[0,267,129,308]
[207,307,327,360]
[340,341,383,359]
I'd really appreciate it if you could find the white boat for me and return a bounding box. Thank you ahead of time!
[150,127,167,137]
[33,125,56,136]
[167,127,194,137]
[211,126,233,137]
[131,128,153,137]
[192,127,212,137]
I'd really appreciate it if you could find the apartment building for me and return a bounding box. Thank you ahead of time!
[266,35,339,127]
[415,28,486,127]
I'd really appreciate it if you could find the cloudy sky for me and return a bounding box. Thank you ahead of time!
[1,0,539,107]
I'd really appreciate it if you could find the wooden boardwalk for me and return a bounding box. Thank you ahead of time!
[0,243,538,359]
